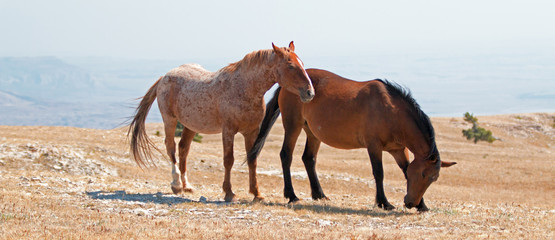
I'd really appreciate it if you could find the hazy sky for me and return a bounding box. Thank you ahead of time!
[1,0,554,60]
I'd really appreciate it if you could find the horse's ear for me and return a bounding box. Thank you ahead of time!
[288,41,295,51]
[272,43,284,57]
[441,161,457,168]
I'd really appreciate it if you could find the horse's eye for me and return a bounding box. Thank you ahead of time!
[288,65,295,69]
[421,172,426,178]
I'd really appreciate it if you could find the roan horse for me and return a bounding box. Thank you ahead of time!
[128,42,315,202]
[248,68,456,211]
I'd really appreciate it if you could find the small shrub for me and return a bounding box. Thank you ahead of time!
[175,122,203,143]
[462,112,496,144]
[175,122,184,137]
[193,134,203,143]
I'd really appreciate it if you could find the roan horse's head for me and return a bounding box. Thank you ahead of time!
[272,41,315,102]
[404,152,456,210]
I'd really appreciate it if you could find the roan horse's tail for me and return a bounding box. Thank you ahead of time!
[247,87,282,165]
[128,77,163,167]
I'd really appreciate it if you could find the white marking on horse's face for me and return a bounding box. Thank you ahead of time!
[295,55,304,67]
[293,55,313,86]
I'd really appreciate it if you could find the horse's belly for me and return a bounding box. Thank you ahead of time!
[307,121,364,149]
[304,101,366,149]
[180,114,221,134]
[176,96,222,134]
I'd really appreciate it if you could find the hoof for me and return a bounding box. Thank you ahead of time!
[313,194,329,201]
[417,205,430,212]
[252,196,265,202]
[378,202,396,211]
[287,197,300,204]
[224,193,237,202]
[171,185,183,194]
[416,199,429,212]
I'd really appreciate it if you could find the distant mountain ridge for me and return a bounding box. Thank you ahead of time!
[0,90,34,107]
[0,56,95,99]
[0,56,162,129]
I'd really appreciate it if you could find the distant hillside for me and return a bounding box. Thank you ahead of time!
[0,90,34,107]
[0,56,97,100]
[0,57,163,129]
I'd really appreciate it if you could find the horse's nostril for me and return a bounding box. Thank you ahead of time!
[307,90,314,98]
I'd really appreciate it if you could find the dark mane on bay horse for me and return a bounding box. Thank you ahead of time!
[380,79,440,161]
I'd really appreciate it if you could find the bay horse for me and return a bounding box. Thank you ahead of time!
[248,68,456,211]
[128,42,315,202]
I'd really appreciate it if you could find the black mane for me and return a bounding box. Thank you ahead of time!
[377,79,439,160]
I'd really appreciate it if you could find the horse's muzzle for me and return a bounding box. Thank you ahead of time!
[404,195,415,209]
[299,88,315,103]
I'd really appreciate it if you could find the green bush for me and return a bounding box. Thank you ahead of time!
[462,112,496,144]
[175,122,203,143]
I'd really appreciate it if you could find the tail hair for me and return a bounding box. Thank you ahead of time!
[127,77,163,167]
[247,87,282,164]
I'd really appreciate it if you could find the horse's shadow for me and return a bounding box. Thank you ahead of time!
[86,190,226,206]
[86,190,412,217]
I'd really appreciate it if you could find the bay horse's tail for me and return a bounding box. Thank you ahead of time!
[128,77,163,167]
[247,87,282,165]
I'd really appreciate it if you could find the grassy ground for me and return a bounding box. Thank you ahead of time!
[0,113,554,239]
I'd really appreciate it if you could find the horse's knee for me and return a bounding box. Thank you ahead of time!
[301,154,316,167]
[279,148,288,161]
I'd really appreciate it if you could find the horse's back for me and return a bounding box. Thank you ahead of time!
[298,69,400,149]
[165,64,214,81]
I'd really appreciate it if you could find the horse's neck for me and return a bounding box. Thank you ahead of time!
[401,120,433,158]
[217,64,277,99]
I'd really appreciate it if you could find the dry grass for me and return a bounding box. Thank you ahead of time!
[0,113,554,239]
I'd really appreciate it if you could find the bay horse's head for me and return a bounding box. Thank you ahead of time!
[381,80,457,210]
[404,151,456,209]
[272,41,315,102]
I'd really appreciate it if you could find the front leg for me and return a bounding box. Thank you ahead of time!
[416,198,429,212]
[368,148,395,210]
[280,123,303,203]
[222,128,237,202]
[242,128,264,202]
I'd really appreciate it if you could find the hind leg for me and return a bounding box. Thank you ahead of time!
[222,127,237,202]
[178,127,196,192]
[162,117,182,194]
[390,148,428,211]
[301,125,327,200]
[242,128,264,202]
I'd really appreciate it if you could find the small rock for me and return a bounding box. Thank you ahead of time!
[19,176,30,181]
[199,196,207,203]
[135,209,148,216]
[318,219,333,227]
